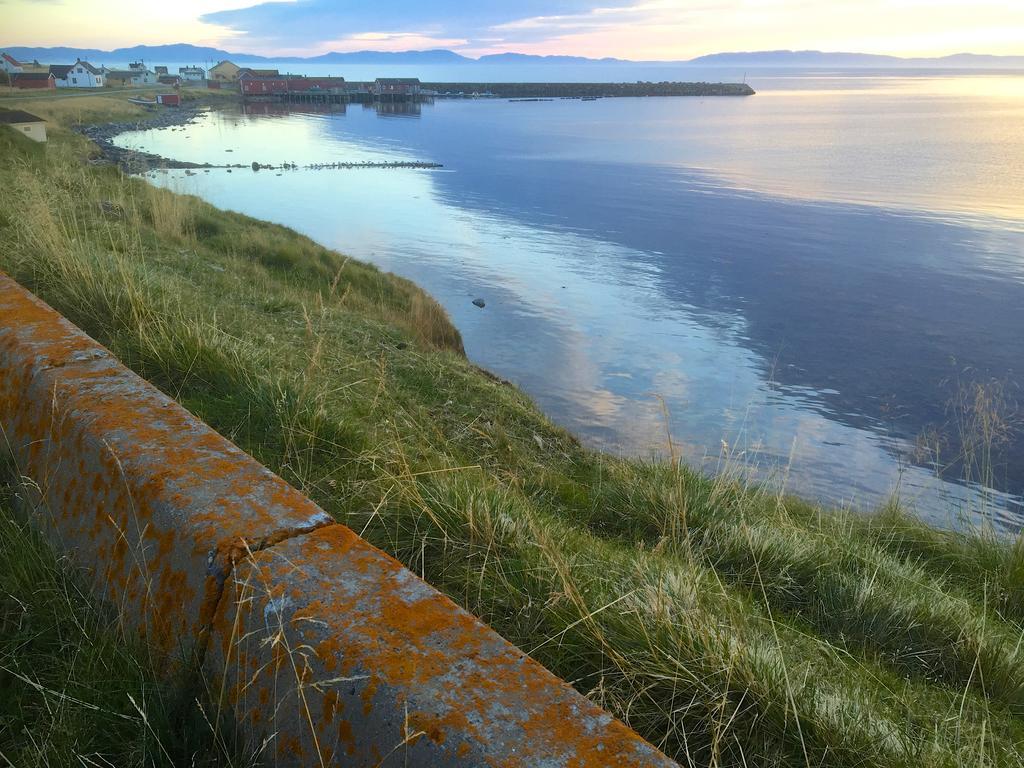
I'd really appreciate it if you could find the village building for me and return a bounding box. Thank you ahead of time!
[0,109,47,142]
[238,73,346,99]
[0,52,23,74]
[178,65,205,82]
[50,60,104,88]
[105,67,157,87]
[155,93,180,106]
[158,74,182,86]
[49,64,73,85]
[238,72,288,97]
[154,66,169,75]
[209,60,242,82]
[373,78,422,98]
[10,72,55,90]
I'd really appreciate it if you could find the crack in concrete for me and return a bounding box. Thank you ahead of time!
[193,518,341,674]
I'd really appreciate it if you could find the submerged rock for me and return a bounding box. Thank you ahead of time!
[472,298,486,308]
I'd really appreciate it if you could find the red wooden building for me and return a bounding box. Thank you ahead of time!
[10,72,56,90]
[238,73,289,96]
[238,73,346,98]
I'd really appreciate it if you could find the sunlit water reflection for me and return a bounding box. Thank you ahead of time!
[116,71,1024,529]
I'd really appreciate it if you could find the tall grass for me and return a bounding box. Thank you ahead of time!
[3,114,1024,766]
[0,480,248,766]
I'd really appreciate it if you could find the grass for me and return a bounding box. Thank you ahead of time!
[0,480,250,766]
[2,96,1024,766]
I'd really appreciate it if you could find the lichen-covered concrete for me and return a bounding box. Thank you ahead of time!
[210,524,678,766]
[0,276,332,660]
[0,274,678,766]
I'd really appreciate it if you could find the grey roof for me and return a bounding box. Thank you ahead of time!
[375,78,421,84]
[49,64,73,78]
[10,72,53,81]
[0,109,44,124]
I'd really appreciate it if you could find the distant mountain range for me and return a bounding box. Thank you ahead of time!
[688,50,1024,68]
[2,44,1023,69]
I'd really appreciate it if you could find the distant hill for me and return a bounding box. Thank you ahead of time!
[689,49,1024,68]
[477,53,626,65]
[2,43,1022,69]
[304,49,471,65]
[2,43,252,64]
[689,50,902,67]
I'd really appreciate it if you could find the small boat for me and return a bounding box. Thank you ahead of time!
[127,97,157,106]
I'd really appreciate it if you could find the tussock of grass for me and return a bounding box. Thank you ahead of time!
[0,483,244,766]
[2,105,1024,766]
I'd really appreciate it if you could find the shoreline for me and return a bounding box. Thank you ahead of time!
[77,105,445,174]
[76,106,209,173]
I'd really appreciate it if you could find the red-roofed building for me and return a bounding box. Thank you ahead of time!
[1,53,23,74]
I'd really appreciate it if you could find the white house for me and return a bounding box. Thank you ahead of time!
[0,53,23,74]
[105,67,158,87]
[178,65,205,82]
[51,60,104,88]
[0,109,47,142]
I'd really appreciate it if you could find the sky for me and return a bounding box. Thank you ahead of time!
[4,0,1024,59]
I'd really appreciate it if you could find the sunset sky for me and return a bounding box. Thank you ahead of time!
[4,0,1024,59]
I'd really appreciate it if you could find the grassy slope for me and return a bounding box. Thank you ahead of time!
[2,95,1024,767]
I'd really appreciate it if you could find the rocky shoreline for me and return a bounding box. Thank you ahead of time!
[76,107,214,173]
[76,106,443,174]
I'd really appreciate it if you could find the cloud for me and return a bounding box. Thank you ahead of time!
[201,0,612,51]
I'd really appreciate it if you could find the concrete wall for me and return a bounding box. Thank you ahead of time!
[0,274,679,767]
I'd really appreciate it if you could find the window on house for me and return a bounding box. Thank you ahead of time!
[72,77,77,84]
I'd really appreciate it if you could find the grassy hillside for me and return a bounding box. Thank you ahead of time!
[2,95,1024,767]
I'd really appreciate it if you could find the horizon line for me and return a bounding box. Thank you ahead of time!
[4,43,1024,61]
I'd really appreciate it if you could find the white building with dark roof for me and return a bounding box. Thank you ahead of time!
[51,60,104,88]
[178,65,205,82]
[0,109,47,142]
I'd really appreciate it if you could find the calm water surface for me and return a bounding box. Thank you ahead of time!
[117,72,1024,529]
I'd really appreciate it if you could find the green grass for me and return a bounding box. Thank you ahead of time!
[2,100,1024,766]
[0,481,250,766]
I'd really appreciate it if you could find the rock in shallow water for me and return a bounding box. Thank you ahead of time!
[472,298,486,308]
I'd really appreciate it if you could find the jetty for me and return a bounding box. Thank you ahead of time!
[428,81,756,98]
